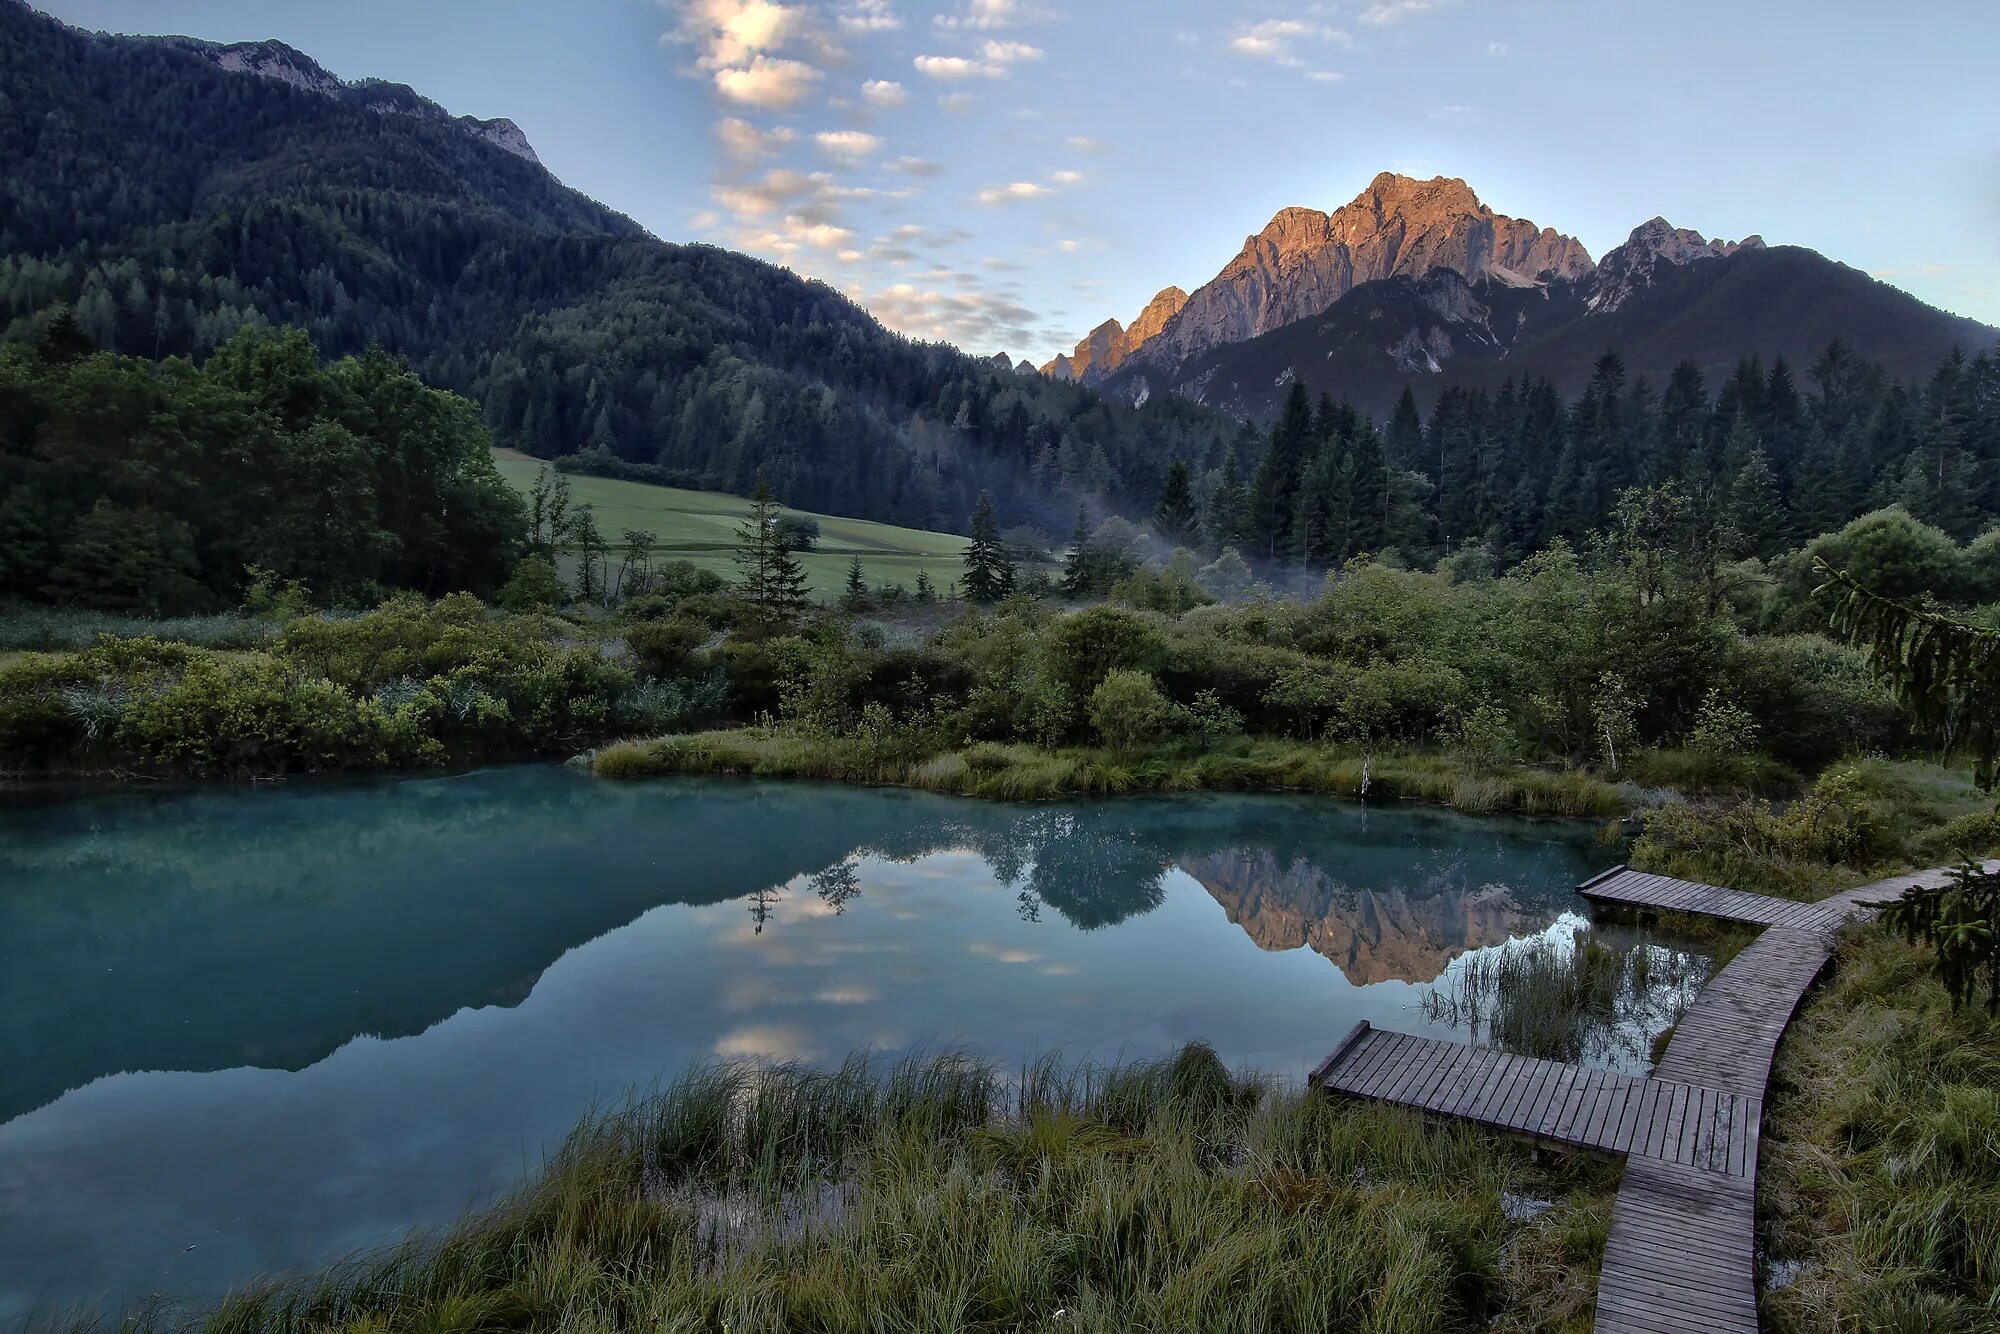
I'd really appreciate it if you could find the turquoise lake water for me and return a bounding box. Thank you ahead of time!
[0,766,1674,1322]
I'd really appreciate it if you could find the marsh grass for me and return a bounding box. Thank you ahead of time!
[0,606,279,653]
[594,730,1626,819]
[111,1044,1618,1334]
[1422,927,1712,1066]
[1760,928,2000,1333]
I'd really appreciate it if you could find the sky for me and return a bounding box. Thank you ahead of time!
[33,0,2000,363]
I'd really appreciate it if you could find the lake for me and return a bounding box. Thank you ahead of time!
[0,767,1688,1323]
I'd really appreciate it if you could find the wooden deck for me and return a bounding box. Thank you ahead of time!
[1310,861,1983,1333]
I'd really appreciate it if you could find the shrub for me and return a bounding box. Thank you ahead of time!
[1048,605,1169,700]
[625,616,709,678]
[1088,670,1176,753]
[498,556,564,611]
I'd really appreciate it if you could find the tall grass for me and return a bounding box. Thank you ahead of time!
[120,1044,1617,1334]
[594,730,1626,820]
[0,606,278,652]
[1761,928,2000,1332]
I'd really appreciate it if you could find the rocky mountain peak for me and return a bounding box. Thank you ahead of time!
[1589,217,1767,312]
[1054,171,1593,384]
[168,36,542,166]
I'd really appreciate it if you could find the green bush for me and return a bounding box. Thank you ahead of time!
[625,616,709,679]
[1088,670,1176,753]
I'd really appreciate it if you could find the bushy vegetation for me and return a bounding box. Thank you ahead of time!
[171,1044,1616,1334]
[0,594,723,777]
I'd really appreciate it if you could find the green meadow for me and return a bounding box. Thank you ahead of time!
[491,450,974,599]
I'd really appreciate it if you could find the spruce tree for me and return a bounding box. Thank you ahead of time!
[842,555,869,612]
[914,569,936,604]
[1153,460,1199,545]
[1252,380,1314,560]
[1207,449,1250,547]
[1062,505,1093,597]
[1385,386,1425,470]
[961,492,1014,603]
[734,474,811,625]
[1727,448,1789,558]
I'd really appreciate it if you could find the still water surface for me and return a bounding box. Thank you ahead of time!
[1,767,1666,1321]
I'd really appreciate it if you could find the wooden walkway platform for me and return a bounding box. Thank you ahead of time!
[1309,861,1984,1333]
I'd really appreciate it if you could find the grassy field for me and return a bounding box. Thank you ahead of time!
[492,450,974,598]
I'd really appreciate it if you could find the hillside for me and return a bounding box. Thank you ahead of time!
[488,451,971,598]
[0,1,1233,533]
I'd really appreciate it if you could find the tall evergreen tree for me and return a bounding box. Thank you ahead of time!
[733,473,811,625]
[1251,380,1315,560]
[961,491,1014,604]
[1062,506,1094,597]
[841,555,869,612]
[1727,448,1789,558]
[1153,459,1200,545]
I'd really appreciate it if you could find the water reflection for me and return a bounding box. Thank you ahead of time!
[0,767,1621,1322]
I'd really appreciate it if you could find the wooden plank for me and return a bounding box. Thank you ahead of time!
[1307,1020,1371,1088]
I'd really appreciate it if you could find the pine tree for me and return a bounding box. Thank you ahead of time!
[1727,448,1789,558]
[1206,448,1250,547]
[842,555,869,612]
[1252,380,1314,560]
[1062,505,1093,597]
[1153,459,1199,545]
[1385,386,1425,471]
[733,473,811,625]
[961,492,1014,604]
[914,569,936,604]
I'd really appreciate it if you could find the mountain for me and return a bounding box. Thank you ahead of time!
[1058,173,1593,387]
[1091,201,1996,421]
[0,2,1232,533]
[1042,286,1188,382]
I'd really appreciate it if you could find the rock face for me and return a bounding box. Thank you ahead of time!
[1042,286,1188,381]
[1587,216,1764,313]
[168,38,543,165]
[1059,174,1591,381]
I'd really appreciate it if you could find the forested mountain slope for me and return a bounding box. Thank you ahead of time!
[0,0,1232,533]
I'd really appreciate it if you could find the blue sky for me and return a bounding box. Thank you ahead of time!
[35,0,2000,362]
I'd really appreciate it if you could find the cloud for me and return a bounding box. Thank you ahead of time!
[980,39,1045,63]
[679,0,808,67]
[1362,0,1447,26]
[934,0,1053,31]
[914,53,1003,79]
[886,155,947,175]
[1429,103,1472,121]
[837,0,900,33]
[815,128,883,161]
[715,117,796,162]
[861,77,908,106]
[1228,18,1352,65]
[976,181,1052,205]
[713,54,823,107]
[936,91,978,113]
[1049,169,1084,185]
[1065,135,1103,152]
[1487,41,1511,56]
[1306,69,1343,82]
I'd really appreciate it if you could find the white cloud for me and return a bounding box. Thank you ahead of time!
[914,53,1003,79]
[1228,18,1352,64]
[1050,169,1084,185]
[1487,41,1512,56]
[886,155,947,175]
[1065,135,1103,152]
[976,181,1052,205]
[715,117,795,162]
[861,78,908,106]
[936,91,978,113]
[713,54,823,108]
[1430,103,1472,121]
[1362,0,1447,26]
[1306,69,1343,82]
[815,129,883,161]
[980,39,1044,63]
[680,0,808,67]
[837,0,900,33]
[934,0,1053,31]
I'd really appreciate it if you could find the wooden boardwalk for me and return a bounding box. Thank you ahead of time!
[1310,861,1984,1333]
